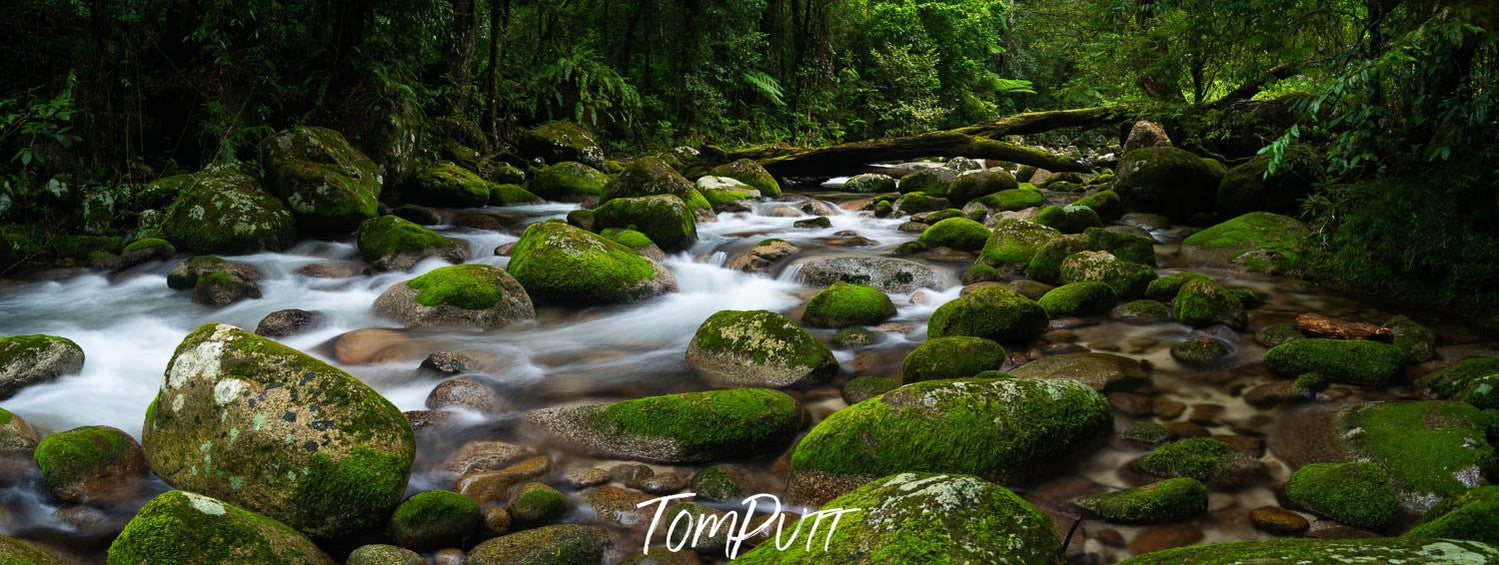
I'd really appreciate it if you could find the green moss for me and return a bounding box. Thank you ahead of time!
[1181,212,1309,274]
[1118,537,1499,564]
[1111,299,1172,324]
[947,170,1019,204]
[979,219,1062,270]
[409,162,494,207]
[917,217,990,251]
[691,309,838,381]
[34,425,138,492]
[975,188,1045,211]
[0,334,82,378]
[1340,401,1496,507]
[1113,146,1220,221]
[1263,338,1404,386]
[507,221,666,305]
[902,337,1006,384]
[804,282,897,328]
[528,162,609,201]
[1171,337,1232,365]
[1121,421,1178,445]
[1136,438,1234,483]
[1405,485,1499,543]
[1145,271,1214,302]
[1286,462,1398,530]
[159,165,297,254]
[707,158,781,197]
[467,524,609,564]
[1420,357,1499,409]
[404,264,515,309]
[842,375,901,405]
[894,191,949,214]
[690,466,745,502]
[123,238,173,254]
[603,156,711,214]
[1387,315,1436,365]
[263,126,383,231]
[487,183,541,205]
[355,215,458,262]
[0,535,62,564]
[1073,190,1124,220]
[1059,251,1157,298]
[1032,204,1102,233]
[897,168,956,195]
[510,482,567,524]
[597,388,800,455]
[1084,227,1155,266]
[389,490,480,549]
[832,327,879,349]
[592,194,698,252]
[843,174,897,194]
[1253,322,1308,350]
[1229,287,1263,309]
[601,228,654,249]
[1073,477,1208,523]
[1038,281,1117,317]
[106,490,330,564]
[1025,234,1091,283]
[1172,278,1247,329]
[52,235,124,260]
[702,186,757,209]
[928,285,1049,343]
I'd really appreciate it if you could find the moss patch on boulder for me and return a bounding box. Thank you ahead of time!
[518,122,605,168]
[708,159,781,197]
[1114,146,1222,221]
[1337,401,1495,515]
[525,388,801,463]
[507,221,676,305]
[592,194,698,252]
[1181,212,1309,275]
[159,165,296,254]
[1405,485,1499,544]
[107,490,332,564]
[1172,277,1247,329]
[389,489,480,550]
[1264,338,1404,386]
[927,285,1049,343]
[804,282,897,328]
[1038,281,1117,317]
[528,162,609,202]
[918,217,990,251]
[373,264,535,329]
[263,126,382,232]
[1059,250,1157,298]
[979,219,1061,272]
[1286,462,1399,530]
[1419,357,1499,410]
[686,309,838,387]
[0,334,85,400]
[1119,538,1499,564]
[1073,478,1209,523]
[902,337,1005,383]
[467,524,611,565]
[355,215,465,272]
[34,425,145,503]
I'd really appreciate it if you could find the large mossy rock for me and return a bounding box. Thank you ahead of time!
[843,173,897,193]
[1038,281,1117,317]
[1405,485,1499,544]
[507,221,676,305]
[1216,147,1322,216]
[971,187,1047,213]
[736,473,1063,564]
[408,163,534,207]
[927,285,1049,344]
[1135,437,1264,487]
[1264,338,1404,387]
[0,334,84,400]
[1336,401,1494,514]
[946,169,1019,205]
[262,126,382,232]
[1059,250,1157,298]
[686,309,838,388]
[592,194,698,252]
[1420,357,1499,409]
[1120,538,1499,564]
[602,157,712,217]
[918,217,990,251]
[787,378,1111,504]
[107,490,333,564]
[1286,461,1399,530]
[525,388,801,463]
[527,161,609,202]
[803,282,897,328]
[373,264,535,329]
[1180,212,1308,275]
[1010,352,1150,392]
[1114,147,1222,221]
[707,158,781,197]
[467,524,612,565]
[159,165,297,254]
[388,489,481,550]
[1172,277,1247,329]
[355,215,466,272]
[1073,477,1209,523]
[898,168,956,195]
[34,425,146,503]
[142,324,416,537]
[901,336,1005,383]
[517,122,605,169]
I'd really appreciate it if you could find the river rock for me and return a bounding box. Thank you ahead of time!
[946,169,1019,205]
[1173,277,1246,329]
[843,173,896,193]
[408,162,538,207]
[978,218,1063,273]
[1336,401,1494,515]
[1073,478,1208,523]
[255,309,325,338]
[1135,437,1266,489]
[528,161,609,202]
[1119,538,1499,564]
[901,336,1006,383]
[356,215,467,272]
[507,221,677,305]
[686,310,838,388]
[263,126,382,232]
[728,239,799,273]
[518,122,605,169]
[787,378,1111,505]
[143,323,416,537]
[603,156,712,218]
[898,168,956,195]
[34,425,146,503]
[525,388,801,463]
[426,377,509,415]
[918,217,990,251]
[1216,146,1321,217]
[697,176,760,212]
[467,524,612,565]
[1179,212,1308,275]
[159,164,297,254]
[1038,281,1117,316]
[1060,250,1156,298]
[1419,356,1499,409]
[803,282,897,328]
[592,194,699,252]
[1170,336,1233,366]
[374,264,534,329]
[389,490,481,550]
[118,238,176,268]
[107,490,333,563]
[1113,147,1222,221]
[0,535,63,564]
[792,255,948,294]
[1011,352,1150,392]
[1286,462,1398,530]
[708,158,781,197]
[926,285,1049,344]
[509,482,568,525]
[0,334,84,399]
[1123,121,1172,153]
[348,545,425,565]
[1405,485,1499,543]
[1264,338,1404,387]
[736,472,1063,564]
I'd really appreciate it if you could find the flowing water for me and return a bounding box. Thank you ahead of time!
[0,182,1495,562]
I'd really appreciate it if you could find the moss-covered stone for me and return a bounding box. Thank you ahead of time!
[894,191,950,214]
[708,158,781,197]
[1254,323,1304,348]
[947,170,1018,205]
[142,324,416,537]
[1338,401,1495,514]
[1025,234,1092,283]
[1387,315,1437,365]
[1405,485,1499,544]
[973,188,1046,211]
[485,183,542,205]
[1073,190,1125,220]
[517,122,605,168]
[507,221,676,305]
[1145,271,1215,302]
[897,168,956,195]
[1172,277,1247,329]
[1114,146,1222,221]
[927,284,1049,344]
[1010,352,1150,392]
[697,176,760,211]
[843,173,897,193]
[0,334,85,400]
[1111,299,1172,324]
[1085,227,1156,266]
[107,490,332,564]
[804,282,897,328]
[1122,421,1178,446]
[1038,281,1116,317]
[686,309,838,387]
[1136,438,1242,484]
[1420,357,1499,410]
[1181,212,1309,275]
[917,217,990,251]
[738,472,1063,564]
[1263,338,1403,386]
[34,425,145,503]
[407,162,498,207]
[525,388,801,463]
[0,535,63,564]
[1119,537,1499,564]
[467,524,611,565]
[1073,477,1208,523]
[1216,146,1321,217]
[1170,336,1233,366]
[1286,462,1398,530]
[347,544,424,565]
[603,157,711,217]
[373,264,534,329]
[388,490,480,550]
[902,337,1005,384]
[842,375,901,405]
[263,126,382,232]
[120,237,176,266]
[1032,204,1102,233]
[592,194,698,252]
[978,219,1062,272]
[1059,250,1157,298]
[355,215,465,272]
[527,162,609,202]
[159,165,297,254]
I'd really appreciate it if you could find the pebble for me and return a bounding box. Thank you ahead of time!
[1250,506,1309,535]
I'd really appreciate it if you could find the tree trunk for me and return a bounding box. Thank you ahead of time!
[449,0,478,113]
[485,0,511,137]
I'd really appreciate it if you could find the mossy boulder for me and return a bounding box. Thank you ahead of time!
[843,173,897,193]
[902,337,1005,383]
[1286,462,1399,530]
[1025,234,1092,283]
[1172,277,1247,329]
[387,490,480,549]
[1073,190,1125,220]
[509,482,567,525]
[517,122,605,169]
[603,157,711,217]
[1420,357,1499,410]
[159,165,296,254]
[792,255,950,293]
[1038,281,1116,317]
[1180,212,1309,275]
[1119,538,1499,564]
[918,217,990,251]
[1111,299,1172,323]
[262,126,382,232]
[1032,204,1102,233]
[34,425,146,503]
[1405,485,1499,544]
[355,215,466,272]
[407,163,501,207]
[1010,352,1150,392]
[788,378,1111,504]
[507,221,677,305]
[107,490,333,564]
[707,158,780,197]
[120,237,176,267]
[1216,146,1321,217]
[0,535,63,564]
[803,282,897,328]
[696,176,761,212]
[927,285,1049,343]
[1136,438,1262,487]
[1336,401,1495,514]
[1256,322,1305,348]
[689,465,751,502]
[894,191,949,214]
[972,187,1046,212]
[737,473,1063,564]
[592,194,698,252]
[947,169,1018,205]
[1059,250,1157,298]
[485,183,542,205]
[1387,315,1437,365]
[0,334,85,400]
[1114,146,1223,221]
[1146,271,1215,302]
[165,255,263,290]
[898,168,957,195]
[686,309,839,387]
[467,524,611,565]
[1073,478,1208,523]
[978,219,1062,272]
[525,388,801,463]
[142,323,416,537]
[527,162,609,202]
[1085,227,1156,266]
[1264,338,1403,386]
[347,545,424,565]
[842,375,901,405]
[1171,336,1233,366]
[373,264,535,329]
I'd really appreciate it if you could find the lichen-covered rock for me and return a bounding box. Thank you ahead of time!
[898,168,957,195]
[356,215,466,272]
[527,161,609,202]
[389,490,481,550]
[792,255,948,293]
[737,473,1063,564]
[191,270,263,306]
[1025,234,1092,283]
[1180,212,1309,275]
[142,323,416,537]
[525,388,801,463]
[1119,538,1499,564]
[518,122,605,169]
[841,375,901,405]
[34,425,145,503]
[707,158,781,197]
[927,285,1049,343]
[1170,336,1233,366]
[507,221,676,305]
[947,170,1019,205]
[592,194,698,252]
[1010,352,1150,392]
[918,217,990,251]
[407,163,499,207]
[843,173,897,193]
[603,157,711,217]
[1216,146,1321,217]
[1337,401,1494,514]
[374,264,535,329]
[166,255,263,290]
[467,524,612,565]
[1286,462,1399,530]
[1038,281,1116,316]
[262,126,382,232]
[159,165,296,254]
[696,176,760,212]
[1264,338,1403,387]
[787,378,1111,504]
[1085,226,1156,266]
[1420,357,1499,410]
[1032,204,1103,233]
[803,282,897,328]
[1136,438,1265,488]
[0,334,84,399]
[901,337,1005,383]
[1405,485,1499,544]
[1386,315,1436,365]
[1172,278,1247,329]
[686,309,838,387]
[1073,478,1208,523]
[1114,147,1223,221]
[1059,250,1157,298]
[107,490,333,564]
